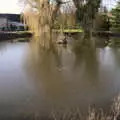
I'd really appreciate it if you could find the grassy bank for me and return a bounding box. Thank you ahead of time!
[53,29,83,33]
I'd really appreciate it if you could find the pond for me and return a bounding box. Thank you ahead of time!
[0,37,120,119]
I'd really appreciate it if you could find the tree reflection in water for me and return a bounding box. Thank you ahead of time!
[23,35,120,119]
[72,36,99,82]
[24,35,100,110]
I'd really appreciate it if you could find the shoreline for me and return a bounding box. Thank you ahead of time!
[0,30,120,41]
[0,31,32,41]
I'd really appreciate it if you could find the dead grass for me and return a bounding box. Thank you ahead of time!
[50,95,120,120]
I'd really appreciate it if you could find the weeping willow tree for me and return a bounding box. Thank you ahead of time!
[23,0,66,48]
[23,0,101,47]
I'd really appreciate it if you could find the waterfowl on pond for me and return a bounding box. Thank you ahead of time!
[57,34,68,44]
[57,38,67,44]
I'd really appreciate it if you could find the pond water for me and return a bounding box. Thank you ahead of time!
[0,37,120,119]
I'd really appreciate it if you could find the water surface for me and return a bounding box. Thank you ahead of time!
[0,38,120,118]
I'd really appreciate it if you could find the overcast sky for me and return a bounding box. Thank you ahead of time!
[102,0,118,9]
[0,0,118,14]
[0,0,23,13]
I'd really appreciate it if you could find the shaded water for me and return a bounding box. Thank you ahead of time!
[0,37,120,119]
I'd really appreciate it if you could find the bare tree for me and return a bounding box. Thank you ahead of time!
[73,0,101,38]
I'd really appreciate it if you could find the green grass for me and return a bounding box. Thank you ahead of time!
[16,31,32,34]
[53,29,83,33]
[14,29,83,34]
